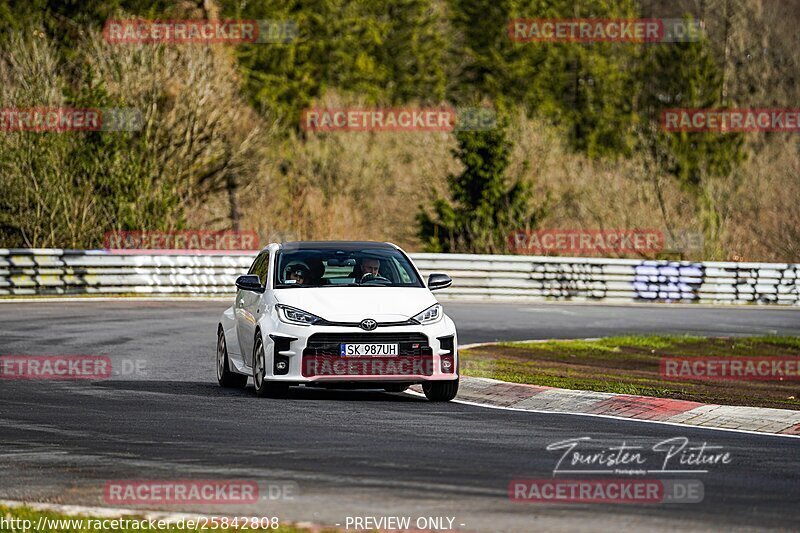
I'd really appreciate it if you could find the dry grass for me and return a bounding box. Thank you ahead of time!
[228,93,459,250]
[193,105,799,261]
[4,30,795,260]
[510,114,704,259]
[717,137,800,262]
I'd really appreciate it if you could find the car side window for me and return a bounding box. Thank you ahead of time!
[393,258,412,283]
[247,252,270,287]
[247,253,265,278]
[256,252,270,286]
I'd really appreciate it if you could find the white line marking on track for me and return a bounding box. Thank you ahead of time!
[404,390,800,439]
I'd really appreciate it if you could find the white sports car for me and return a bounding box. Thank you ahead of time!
[217,241,459,401]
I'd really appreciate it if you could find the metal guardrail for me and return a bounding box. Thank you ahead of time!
[1,249,798,305]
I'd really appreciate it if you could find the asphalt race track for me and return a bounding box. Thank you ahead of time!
[1,300,799,532]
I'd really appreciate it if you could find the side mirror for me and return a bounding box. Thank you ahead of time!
[235,275,264,293]
[427,273,452,291]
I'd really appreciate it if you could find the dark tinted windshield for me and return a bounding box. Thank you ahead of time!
[274,246,423,288]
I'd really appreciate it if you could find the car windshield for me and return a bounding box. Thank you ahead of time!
[274,246,423,288]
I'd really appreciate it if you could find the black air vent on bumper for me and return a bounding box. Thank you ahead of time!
[270,334,294,375]
[437,335,455,374]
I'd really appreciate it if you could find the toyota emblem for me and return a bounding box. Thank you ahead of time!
[359,318,378,331]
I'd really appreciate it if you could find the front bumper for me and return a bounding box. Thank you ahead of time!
[261,318,458,384]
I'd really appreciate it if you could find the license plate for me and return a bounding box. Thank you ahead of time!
[340,343,399,357]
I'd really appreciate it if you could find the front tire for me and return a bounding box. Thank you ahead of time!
[422,379,459,402]
[217,328,248,388]
[253,335,289,398]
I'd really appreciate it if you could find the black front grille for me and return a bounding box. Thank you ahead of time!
[305,333,430,356]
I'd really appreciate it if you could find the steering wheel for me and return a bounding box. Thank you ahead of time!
[360,272,391,284]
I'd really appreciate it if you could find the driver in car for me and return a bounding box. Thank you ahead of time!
[360,257,381,278]
[285,263,310,285]
[350,257,386,283]
[355,257,390,283]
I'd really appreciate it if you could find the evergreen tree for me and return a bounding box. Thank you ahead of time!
[221,0,447,126]
[417,118,540,253]
[447,0,639,157]
[636,32,746,253]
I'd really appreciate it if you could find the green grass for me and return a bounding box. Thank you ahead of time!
[461,335,800,410]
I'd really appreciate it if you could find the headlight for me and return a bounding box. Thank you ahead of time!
[276,304,324,326]
[412,304,442,325]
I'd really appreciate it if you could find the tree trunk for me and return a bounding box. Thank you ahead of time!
[226,173,241,232]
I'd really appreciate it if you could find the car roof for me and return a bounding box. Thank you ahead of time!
[277,241,397,251]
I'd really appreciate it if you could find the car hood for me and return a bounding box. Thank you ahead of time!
[273,287,438,322]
